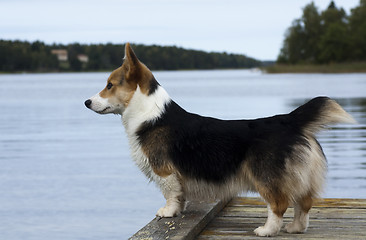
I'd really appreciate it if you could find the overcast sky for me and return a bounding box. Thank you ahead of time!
[0,0,360,60]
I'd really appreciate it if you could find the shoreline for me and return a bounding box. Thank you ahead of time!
[0,68,257,75]
[2,63,366,75]
[263,62,366,74]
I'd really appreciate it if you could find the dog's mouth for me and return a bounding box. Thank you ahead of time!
[96,107,111,114]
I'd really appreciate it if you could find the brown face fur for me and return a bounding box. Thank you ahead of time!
[96,43,154,112]
[99,66,137,109]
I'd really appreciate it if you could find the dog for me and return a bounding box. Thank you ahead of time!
[85,43,355,237]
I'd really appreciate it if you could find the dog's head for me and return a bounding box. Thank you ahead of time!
[85,43,156,115]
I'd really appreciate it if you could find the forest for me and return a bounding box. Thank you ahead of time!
[0,40,261,72]
[277,0,366,64]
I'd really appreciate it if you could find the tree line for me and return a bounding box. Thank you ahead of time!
[0,40,261,72]
[278,0,366,64]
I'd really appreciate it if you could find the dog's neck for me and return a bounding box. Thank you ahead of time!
[122,85,171,136]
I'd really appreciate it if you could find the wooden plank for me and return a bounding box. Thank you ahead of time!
[129,200,227,240]
[204,217,366,230]
[197,197,366,240]
[199,226,366,239]
[229,197,366,208]
[219,206,366,219]
[130,197,366,239]
[199,219,366,239]
[313,198,366,208]
[198,231,366,240]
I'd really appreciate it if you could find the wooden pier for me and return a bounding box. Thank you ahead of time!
[130,197,366,239]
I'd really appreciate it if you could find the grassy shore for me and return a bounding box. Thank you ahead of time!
[263,62,366,73]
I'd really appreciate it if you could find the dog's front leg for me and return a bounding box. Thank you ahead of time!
[156,173,185,217]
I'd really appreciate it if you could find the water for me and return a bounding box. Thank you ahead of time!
[0,70,365,239]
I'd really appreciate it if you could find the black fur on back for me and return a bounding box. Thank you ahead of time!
[137,98,328,184]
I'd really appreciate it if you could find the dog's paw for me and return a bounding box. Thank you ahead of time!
[285,222,307,234]
[254,226,280,237]
[156,206,181,218]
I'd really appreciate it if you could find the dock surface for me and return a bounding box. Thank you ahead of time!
[130,197,366,239]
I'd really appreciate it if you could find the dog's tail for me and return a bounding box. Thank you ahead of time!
[290,96,356,136]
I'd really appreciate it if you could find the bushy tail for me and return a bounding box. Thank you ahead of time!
[290,97,356,136]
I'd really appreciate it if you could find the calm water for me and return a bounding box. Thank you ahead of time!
[0,70,365,239]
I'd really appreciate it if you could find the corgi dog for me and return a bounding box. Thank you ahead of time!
[85,43,355,237]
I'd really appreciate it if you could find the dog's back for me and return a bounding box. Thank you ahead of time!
[137,97,354,199]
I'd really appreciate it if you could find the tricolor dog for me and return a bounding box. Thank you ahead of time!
[85,43,355,236]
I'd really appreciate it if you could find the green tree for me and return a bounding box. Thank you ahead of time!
[86,44,101,70]
[348,0,366,60]
[68,44,83,71]
[302,2,322,62]
[277,19,306,63]
[318,1,349,63]
[277,0,366,64]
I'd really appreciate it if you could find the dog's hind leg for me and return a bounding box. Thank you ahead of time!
[285,194,313,233]
[156,173,185,217]
[254,188,289,237]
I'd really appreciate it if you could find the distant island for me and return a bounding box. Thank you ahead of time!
[266,0,366,73]
[0,40,262,73]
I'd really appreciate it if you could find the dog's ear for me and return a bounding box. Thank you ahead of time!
[124,43,139,66]
[123,43,141,81]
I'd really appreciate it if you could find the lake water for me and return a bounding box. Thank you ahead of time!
[0,70,365,240]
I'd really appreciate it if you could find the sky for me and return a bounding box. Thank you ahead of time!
[0,0,361,60]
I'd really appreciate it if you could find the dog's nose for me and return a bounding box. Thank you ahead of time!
[84,99,92,108]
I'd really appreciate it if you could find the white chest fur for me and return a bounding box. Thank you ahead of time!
[122,86,171,181]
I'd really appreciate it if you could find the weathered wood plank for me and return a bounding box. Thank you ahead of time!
[219,206,366,219]
[218,207,366,219]
[129,200,227,240]
[198,197,366,240]
[130,197,366,239]
[229,197,366,208]
[206,216,366,226]
[198,231,366,240]
[200,222,366,239]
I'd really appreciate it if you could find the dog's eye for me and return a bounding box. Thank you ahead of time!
[107,82,113,90]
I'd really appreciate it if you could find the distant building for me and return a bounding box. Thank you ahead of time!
[77,54,89,63]
[51,49,68,61]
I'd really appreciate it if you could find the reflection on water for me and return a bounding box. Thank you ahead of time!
[0,70,365,240]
